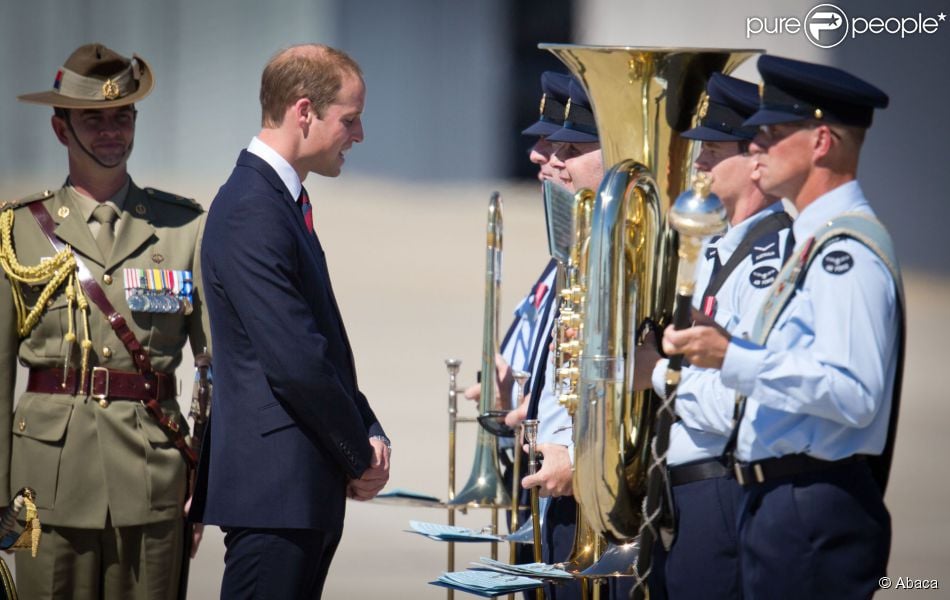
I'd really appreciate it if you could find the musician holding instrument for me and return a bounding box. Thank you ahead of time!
[632,73,792,600]
[523,80,637,600]
[0,43,210,598]
[662,56,901,599]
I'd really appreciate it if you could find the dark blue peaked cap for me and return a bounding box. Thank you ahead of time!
[547,79,599,144]
[744,55,889,128]
[683,73,759,142]
[522,71,572,137]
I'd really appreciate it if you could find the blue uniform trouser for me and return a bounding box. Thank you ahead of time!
[541,495,583,599]
[649,474,743,600]
[540,496,634,600]
[739,460,890,600]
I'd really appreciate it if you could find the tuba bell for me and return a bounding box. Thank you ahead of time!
[540,45,757,545]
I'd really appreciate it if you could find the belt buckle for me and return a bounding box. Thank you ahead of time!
[91,367,110,405]
[733,462,766,486]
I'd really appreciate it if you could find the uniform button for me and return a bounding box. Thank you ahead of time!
[102,346,113,359]
[99,398,110,408]
[103,274,113,285]
[17,419,26,432]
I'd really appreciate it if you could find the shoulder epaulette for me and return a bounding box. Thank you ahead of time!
[144,187,204,212]
[0,190,54,212]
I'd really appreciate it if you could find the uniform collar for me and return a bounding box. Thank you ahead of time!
[792,180,869,248]
[65,176,130,225]
[247,136,302,201]
[713,201,785,263]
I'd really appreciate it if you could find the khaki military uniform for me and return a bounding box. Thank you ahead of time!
[0,181,208,598]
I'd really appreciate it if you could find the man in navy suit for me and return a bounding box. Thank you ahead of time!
[193,44,391,598]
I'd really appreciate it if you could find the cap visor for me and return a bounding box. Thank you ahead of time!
[521,121,561,137]
[742,109,808,127]
[546,127,598,143]
[681,126,752,142]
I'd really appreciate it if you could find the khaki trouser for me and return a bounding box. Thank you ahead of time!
[15,517,182,600]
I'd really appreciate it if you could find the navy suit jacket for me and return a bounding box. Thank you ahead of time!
[192,150,384,531]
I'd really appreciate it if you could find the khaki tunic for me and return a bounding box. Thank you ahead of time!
[0,181,209,529]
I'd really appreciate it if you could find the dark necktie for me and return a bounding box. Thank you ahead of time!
[298,188,313,234]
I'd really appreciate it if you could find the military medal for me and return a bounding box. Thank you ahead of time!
[123,267,194,314]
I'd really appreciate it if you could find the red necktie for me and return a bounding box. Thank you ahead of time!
[298,188,313,234]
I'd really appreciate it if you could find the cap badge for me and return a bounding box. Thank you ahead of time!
[813,108,824,120]
[697,96,709,119]
[102,79,120,100]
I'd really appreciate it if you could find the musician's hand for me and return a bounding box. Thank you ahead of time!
[463,355,514,410]
[505,396,530,428]
[633,330,663,391]
[183,495,204,558]
[521,444,573,497]
[662,322,731,369]
[550,327,578,361]
[347,437,391,501]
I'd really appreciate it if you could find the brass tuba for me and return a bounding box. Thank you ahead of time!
[540,45,757,544]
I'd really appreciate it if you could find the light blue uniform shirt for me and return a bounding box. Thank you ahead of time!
[500,261,558,407]
[500,261,571,449]
[651,202,791,466]
[721,181,899,462]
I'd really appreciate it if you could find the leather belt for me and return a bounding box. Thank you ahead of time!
[733,454,866,487]
[27,367,175,403]
[669,458,730,487]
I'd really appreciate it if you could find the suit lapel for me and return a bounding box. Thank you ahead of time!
[238,151,360,386]
[310,231,359,385]
[106,183,155,272]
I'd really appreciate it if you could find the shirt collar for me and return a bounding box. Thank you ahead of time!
[712,200,786,263]
[247,136,302,201]
[67,176,130,223]
[792,180,870,247]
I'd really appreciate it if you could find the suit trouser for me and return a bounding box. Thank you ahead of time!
[221,526,342,600]
[649,474,743,600]
[739,460,890,600]
[15,517,182,600]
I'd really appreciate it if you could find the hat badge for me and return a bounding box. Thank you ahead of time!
[101,79,120,101]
